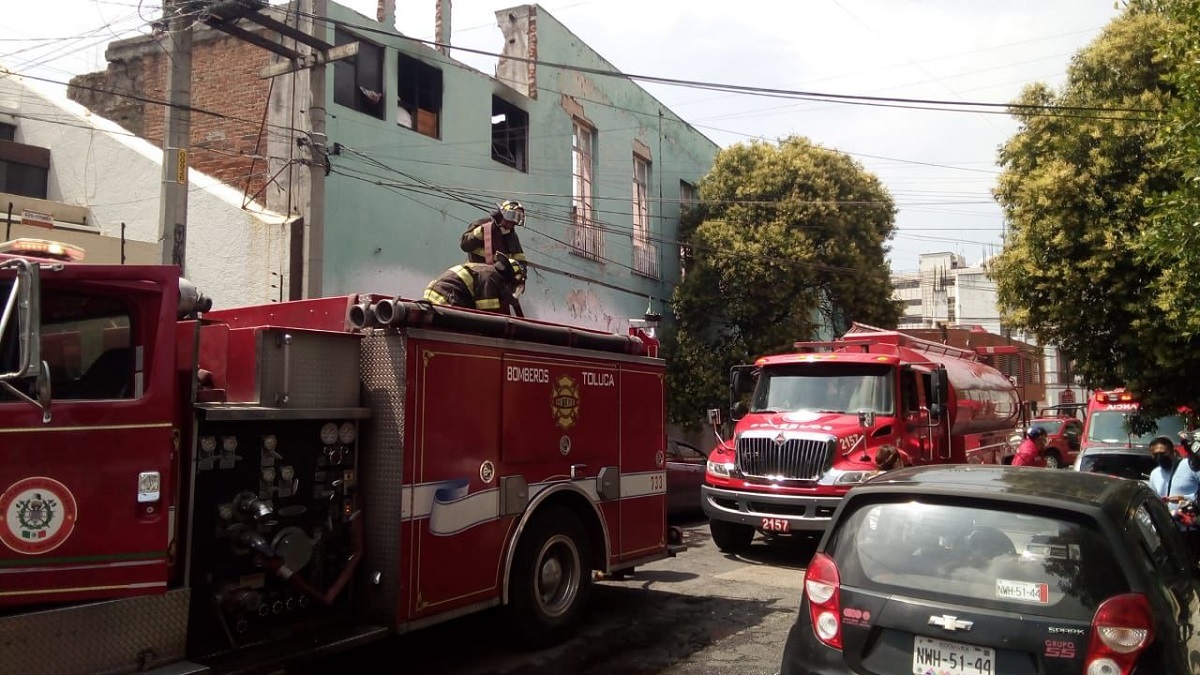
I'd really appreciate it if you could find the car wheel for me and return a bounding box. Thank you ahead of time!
[1044,452,1062,469]
[505,509,591,648]
[710,519,755,552]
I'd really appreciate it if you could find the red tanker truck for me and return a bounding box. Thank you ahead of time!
[700,323,1024,552]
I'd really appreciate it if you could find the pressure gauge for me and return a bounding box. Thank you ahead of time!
[262,435,278,452]
[222,436,238,453]
[338,422,356,444]
[200,436,217,454]
[320,422,339,445]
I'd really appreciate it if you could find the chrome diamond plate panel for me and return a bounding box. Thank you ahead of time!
[0,589,190,675]
[359,330,407,622]
[256,328,361,407]
[736,433,833,480]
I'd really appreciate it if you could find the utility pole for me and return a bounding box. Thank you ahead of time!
[158,0,193,271]
[306,0,327,298]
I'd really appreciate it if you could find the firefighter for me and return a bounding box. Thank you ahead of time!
[422,253,525,315]
[461,200,526,266]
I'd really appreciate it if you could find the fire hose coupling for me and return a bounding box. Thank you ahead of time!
[234,491,275,520]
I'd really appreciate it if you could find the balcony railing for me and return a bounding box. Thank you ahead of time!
[633,238,658,279]
[569,209,604,261]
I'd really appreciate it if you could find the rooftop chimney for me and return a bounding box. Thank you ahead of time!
[377,0,394,26]
[435,0,451,55]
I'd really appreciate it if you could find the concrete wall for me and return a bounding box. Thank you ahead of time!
[0,72,289,309]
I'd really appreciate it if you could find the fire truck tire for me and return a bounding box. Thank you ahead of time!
[1044,452,1062,469]
[506,509,592,647]
[709,519,755,552]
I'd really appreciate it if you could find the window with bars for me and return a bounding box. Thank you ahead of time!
[569,120,602,260]
[632,154,657,278]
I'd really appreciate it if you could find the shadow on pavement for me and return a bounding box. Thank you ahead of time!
[304,585,776,675]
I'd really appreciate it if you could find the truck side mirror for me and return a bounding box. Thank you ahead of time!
[706,408,723,426]
[731,400,749,421]
[929,367,949,418]
[730,365,757,397]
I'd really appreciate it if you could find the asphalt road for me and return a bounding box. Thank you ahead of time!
[313,517,820,675]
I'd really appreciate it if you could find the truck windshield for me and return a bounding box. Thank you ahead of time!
[753,363,894,415]
[1086,411,1186,445]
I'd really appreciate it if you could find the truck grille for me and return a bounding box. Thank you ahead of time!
[736,435,832,480]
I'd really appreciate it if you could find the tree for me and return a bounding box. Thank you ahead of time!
[664,136,899,427]
[988,6,1200,415]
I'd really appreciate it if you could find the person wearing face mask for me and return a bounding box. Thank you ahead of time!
[1147,435,1200,515]
[460,200,527,316]
[1149,434,1200,570]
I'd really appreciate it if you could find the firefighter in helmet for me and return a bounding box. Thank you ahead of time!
[461,200,526,268]
[422,252,526,316]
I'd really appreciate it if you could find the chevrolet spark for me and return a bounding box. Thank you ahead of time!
[779,465,1200,674]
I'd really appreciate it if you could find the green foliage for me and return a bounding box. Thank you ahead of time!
[991,2,1200,416]
[665,136,900,428]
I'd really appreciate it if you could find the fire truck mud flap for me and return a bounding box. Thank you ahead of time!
[700,484,841,533]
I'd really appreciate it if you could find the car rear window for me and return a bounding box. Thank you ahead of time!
[1079,453,1154,481]
[828,499,1129,619]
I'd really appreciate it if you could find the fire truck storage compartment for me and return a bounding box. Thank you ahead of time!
[217,328,362,408]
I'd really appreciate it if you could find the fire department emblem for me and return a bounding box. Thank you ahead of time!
[551,374,580,430]
[0,476,78,555]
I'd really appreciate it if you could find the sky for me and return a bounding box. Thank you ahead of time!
[0,0,1122,273]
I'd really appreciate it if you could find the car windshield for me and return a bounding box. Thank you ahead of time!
[1086,411,1186,445]
[827,499,1128,619]
[752,363,894,415]
[1080,452,1155,481]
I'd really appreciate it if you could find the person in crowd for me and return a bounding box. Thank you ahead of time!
[1011,426,1049,467]
[874,444,909,472]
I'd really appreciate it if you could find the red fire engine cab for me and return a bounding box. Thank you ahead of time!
[0,243,677,675]
[701,324,1022,552]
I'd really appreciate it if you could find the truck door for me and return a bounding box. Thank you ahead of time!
[0,264,178,607]
[900,367,932,463]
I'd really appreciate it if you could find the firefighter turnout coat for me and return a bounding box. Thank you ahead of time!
[423,262,518,314]
[460,216,526,265]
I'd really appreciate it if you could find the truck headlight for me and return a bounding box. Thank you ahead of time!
[707,460,736,478]
[835,470,880,485]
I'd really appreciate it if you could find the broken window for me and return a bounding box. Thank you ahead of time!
[632,154,657,278]
[397,54,442,138]
[332,29,384,119]
[570,120,602,260]
[0,139,49,199]
[491,96,528,172]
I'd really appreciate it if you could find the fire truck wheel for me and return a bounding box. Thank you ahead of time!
[506,510,592,647]
[1044,452,1062,469]
[709,519,755,553]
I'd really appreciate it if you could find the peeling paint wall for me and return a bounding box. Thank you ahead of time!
[320,2,718,334]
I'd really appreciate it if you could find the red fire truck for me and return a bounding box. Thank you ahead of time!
[0,242,678,674]
[1080,387,1187,454]
[701,323,1023,551]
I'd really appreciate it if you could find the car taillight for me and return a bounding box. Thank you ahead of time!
[804,552,842,650]
[1085,593,1153,675]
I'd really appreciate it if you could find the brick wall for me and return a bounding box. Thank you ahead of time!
[69,29,274,204]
